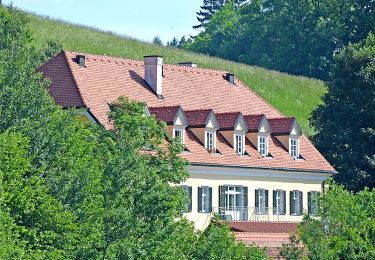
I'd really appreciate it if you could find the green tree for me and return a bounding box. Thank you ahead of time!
[296,182,375,259]
[167,37,179,47]
[152,36,163,45]
[193,216,267,259]
[311,33,375,191]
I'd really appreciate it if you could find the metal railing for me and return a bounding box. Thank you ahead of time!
[212,207,291,222]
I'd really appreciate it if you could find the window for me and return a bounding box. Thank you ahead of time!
[198,186,212,213]
[308,191,320,215]
[290,138,299,159]
[290,190,303,215]
[205,131,215,151]
[255,189,268,215]
[258,136,268,156]
[174,128,183,144]
[235,134,244,155]
[181,185,192,213]
[219,185,248,221]
[273,190,286,215]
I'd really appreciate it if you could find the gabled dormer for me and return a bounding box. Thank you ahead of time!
[216,112,248,155]
[269,117,302,159]
[148,105,188,144]
[244,114,271,157]
[185,109,220,153]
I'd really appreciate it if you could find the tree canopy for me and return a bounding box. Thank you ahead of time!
[187,0,375,80]
[311,33,375,191]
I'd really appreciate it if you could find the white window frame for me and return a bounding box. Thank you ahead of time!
[173,127,184,144]
[289,137,299,159]
[235,133,245,155]
[205,130,216,152]
[258,135,268,156]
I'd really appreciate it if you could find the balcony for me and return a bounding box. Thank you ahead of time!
[212,207,300,222]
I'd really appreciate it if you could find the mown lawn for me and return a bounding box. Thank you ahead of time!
[28,14,327,136]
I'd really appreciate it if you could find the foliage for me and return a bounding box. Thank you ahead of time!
[188,0,375,80]
[152,36,163,45]
[193,216,268,259]
[279,234,306,260]
[193,0,246,29]
[311,33,375,190]
[297,181,375,259]
[26,12,328,136]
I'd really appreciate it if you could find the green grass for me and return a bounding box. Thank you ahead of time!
[28,14,326,136]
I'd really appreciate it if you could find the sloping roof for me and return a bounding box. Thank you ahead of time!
[149,106,180,125]
[216,112,241,130]
[39,51,336,173]
[269,118,296,135]
[185,109,213,128]
[244,114,265,132]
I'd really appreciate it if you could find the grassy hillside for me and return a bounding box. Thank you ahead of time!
[28,14,326,136]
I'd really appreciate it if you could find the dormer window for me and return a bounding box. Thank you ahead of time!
[290,138,299,159]
[205,131,215,151]
[258,135,268,156]
[173,128,184,144]
[235,133,244,155]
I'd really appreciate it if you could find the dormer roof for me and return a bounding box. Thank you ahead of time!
[148,105,187,126]
[244,114,267,132]
[185,109,215,128]
[269,118,301,135]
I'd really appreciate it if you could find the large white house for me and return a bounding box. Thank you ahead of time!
[40,51,336,255]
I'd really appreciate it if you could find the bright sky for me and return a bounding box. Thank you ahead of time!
[3,0,203,43]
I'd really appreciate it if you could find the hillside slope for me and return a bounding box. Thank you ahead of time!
[28,14,326,136]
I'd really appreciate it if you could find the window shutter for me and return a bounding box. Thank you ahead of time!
[188,186,192,212]
[308,192,312,215]
[290,191,294,215]
[282,191,286,215]
[299,191,303,215]
[198,187,202,212]
[255,189,259,209]
[243,186,248,220]
[208,187,213,212]
[272,190,277,215]
[205,187,210,212]
[265,190,269,209]
[219,186,225,215]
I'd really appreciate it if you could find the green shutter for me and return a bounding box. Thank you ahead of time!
[265,190,269,209]
[208,187,212,212]
[282,191,286,215]
[243,186,248,220]
[273,190,277,215]
[188,186,192,212]
[219,186,225,216]
[299,191,303,215]
[308,192,312,215]
[290,191,293,215]
[198,187,202,212]
[255,189,259,208]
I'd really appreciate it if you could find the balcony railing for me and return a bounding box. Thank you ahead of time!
[212,206,295,222]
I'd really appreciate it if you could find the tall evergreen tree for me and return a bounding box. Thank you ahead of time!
[193,0,245,29]
[311,33,375,191]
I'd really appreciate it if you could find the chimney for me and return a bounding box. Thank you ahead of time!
[76,55,85,68]
[144,55,163,98]
[178,62,197,68]
[226,73,235,85]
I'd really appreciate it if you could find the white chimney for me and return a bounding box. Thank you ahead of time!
[144,55,163,98]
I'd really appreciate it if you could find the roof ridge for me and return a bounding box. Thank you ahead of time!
[63,50,229,74]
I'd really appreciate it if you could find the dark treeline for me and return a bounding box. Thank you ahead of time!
[186,0,375,80]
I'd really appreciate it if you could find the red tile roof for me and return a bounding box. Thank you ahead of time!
[185,109,213,128]
[269,118,296,135]
[216,112,241,130]
[39,51,336,173]
[149,106,180,125]
[229,221,297,233]
[244,114,265,132]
